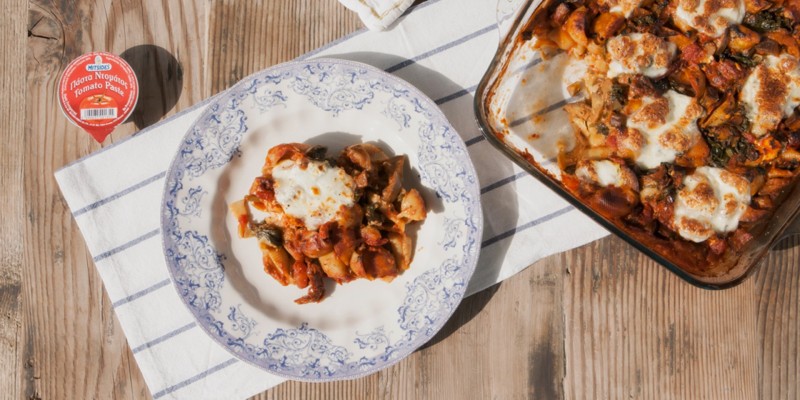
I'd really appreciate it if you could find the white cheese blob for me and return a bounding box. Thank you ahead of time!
[576,160,625,187]
[271,159,355,230]
[675,0,744,38]
[672,167,751,242]
[740,54,800,137]
[607,33,676,78]
[626,90,704,169]
[599,0,643,17]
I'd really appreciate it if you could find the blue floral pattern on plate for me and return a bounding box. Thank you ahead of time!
[161,59,482,381]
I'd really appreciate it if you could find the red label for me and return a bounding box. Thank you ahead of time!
[58,52,139,143]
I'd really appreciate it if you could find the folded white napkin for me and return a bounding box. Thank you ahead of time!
[55,0,608,398]
[338,0,415,30]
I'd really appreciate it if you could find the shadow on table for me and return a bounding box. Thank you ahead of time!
[323,51,521,348]
[773,213,800,251]
[120,45,183,130]
[420,282,503,350]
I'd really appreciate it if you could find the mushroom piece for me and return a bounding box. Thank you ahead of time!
[381,156,405,204]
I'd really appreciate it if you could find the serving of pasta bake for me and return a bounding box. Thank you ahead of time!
[229,143,426,304]
[485,0,800,275]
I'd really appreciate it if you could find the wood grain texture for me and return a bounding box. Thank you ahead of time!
[206,0,363,94]
[7,0,800,399]
[23,0,207,399]
[755,235,800,400]
[1,0,26,399]
[562,237,760,399]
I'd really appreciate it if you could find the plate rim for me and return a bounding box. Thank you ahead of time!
[160,57,484,381]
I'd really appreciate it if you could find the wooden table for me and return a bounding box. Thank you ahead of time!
[5,0,800,398]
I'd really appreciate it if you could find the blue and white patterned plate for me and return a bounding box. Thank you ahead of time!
[161,58,482,381]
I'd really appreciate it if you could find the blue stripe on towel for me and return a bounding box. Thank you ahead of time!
[131,322,197,354]
[481,206,574,248]
[151,358,239,399]
[92,229,160,262]
[385,23,497,73]
[73,171,166,217]
[112,278,172,308]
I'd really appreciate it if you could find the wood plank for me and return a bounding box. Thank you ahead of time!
[755,235,800,400]
[23,0,207,398]
[13,0,800,399]
[206,0,363,94]
[562,236,760,399]
[0,0,27,399]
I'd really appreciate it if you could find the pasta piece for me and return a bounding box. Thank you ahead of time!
[562,7,589,48]
[229,199,252,238]
[592,12,625,43]
[263,244,293,284]
[318,252,351,283]
[351,246,398,281]
[349,248,371,280]
[262,143,310,175]
[261,243,293,286]
[398,189,427,222]
[231,142,426,303]
[387,231,413,271]
[728,25,761,53]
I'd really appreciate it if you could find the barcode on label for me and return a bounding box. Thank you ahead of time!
[80,108,117,120]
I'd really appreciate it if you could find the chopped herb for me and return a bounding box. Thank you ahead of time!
[734,105,751,133]
[737,136,760,161]
[253,224,283,247]
[632,14,656,29]
[725,52,759,68]
[651,0,669,13]
[610,82,628,106]
[744,9,793,33]
[652,78,670,93]
[305,145,327,161]
[705,128,757,167]
[595,123,610,136]
[704,129,732,167]
[365,203,385,226]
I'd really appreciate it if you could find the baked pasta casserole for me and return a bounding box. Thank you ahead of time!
[229,143,426,303]
[520,0,800,271]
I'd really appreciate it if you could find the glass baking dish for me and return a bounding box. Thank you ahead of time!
[475,0,800,288]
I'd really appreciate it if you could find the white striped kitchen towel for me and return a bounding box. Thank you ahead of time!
[55,0,608,398]
[338,0,415,30]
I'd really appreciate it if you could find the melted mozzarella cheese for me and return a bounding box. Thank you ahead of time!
[672,167,751,242]
[741,54,800,137]
[599,0,643,17]
[675,0,744,38]
[272,159,355,230]
[607,33,676,78]
[576,160,624,187]
[626,90,704,169]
